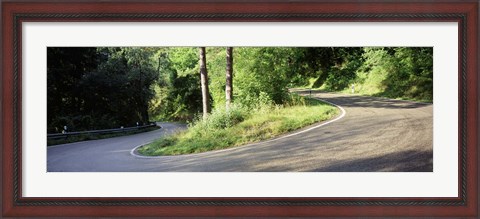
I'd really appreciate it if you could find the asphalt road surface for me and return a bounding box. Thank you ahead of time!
[47,91,433,172]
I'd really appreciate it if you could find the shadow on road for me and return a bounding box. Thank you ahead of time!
[321,95,430,109]
[313,149,433,172]
[294,90,431,109]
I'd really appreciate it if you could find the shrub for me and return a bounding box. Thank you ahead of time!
[189,103,248,137]
[284,93,307,107]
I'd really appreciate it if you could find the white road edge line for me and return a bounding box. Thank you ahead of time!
[262,98,347,143]
[130,142,158,159]
[129,98,347,159]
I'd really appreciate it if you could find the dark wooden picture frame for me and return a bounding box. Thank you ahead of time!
[1,0,478,217]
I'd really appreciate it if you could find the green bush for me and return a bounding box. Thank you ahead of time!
[189,103,248,137]
[284,93,307,107]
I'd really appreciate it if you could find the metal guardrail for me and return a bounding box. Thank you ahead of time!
[47,124,157,139]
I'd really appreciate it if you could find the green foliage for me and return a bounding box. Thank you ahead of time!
[205,47,228,108]
[305,48,363,89]
[351,48,393,95]
[323,48,364,91]
[47,47,98,133]
[234,47,303,107]
[168,48,199,76]
[48,46,433,135]
[166,74,203,121]
[189,103,248,135]
[47,47,158,133]
[148,48,207,122]
[389,47,433,100]
[349,47,433,101]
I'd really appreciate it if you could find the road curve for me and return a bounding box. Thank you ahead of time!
[47,91,433,172]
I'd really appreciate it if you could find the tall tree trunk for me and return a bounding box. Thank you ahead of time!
[225,47,233,109]
[199,47,210,119]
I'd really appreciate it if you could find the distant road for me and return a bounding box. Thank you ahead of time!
[47,91,433,172]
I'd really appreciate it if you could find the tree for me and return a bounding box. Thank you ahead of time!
[149,48,205,122]
[225,47,233,109]
[234,47,297,107]
[122,47,158,124]
[199,47,210,119]
[47,47,98,133]
[47,47,158,132]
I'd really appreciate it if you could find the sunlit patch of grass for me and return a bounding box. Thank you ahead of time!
[137,96,339,156]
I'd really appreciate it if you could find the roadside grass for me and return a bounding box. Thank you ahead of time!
[137,95,339,156]
[47,126,160,146]
[302,73,433,103]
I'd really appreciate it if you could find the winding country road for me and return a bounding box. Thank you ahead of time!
[47,91,433,172]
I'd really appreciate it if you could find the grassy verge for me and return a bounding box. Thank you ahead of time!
[137,96,339,156]
[304,86,432,103]
[320,84,433,103]
[47,126,160,146]
[303,74,432,103]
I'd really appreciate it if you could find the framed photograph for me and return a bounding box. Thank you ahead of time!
[2,0,478,217]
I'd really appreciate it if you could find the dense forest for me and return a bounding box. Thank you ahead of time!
[47,47,433,133]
